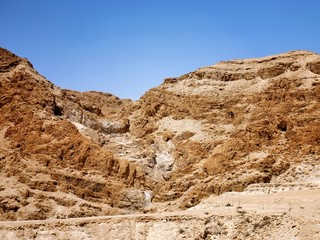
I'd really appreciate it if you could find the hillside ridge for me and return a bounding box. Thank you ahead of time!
[0,47,319,222]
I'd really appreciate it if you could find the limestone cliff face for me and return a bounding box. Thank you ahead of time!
[0,48,319,220]
[130,50,320,209]
[0,48,144,220]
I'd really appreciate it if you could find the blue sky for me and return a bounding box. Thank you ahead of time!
[1,0,320,100]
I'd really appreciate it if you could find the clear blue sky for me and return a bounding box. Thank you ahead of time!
[1,0,320,100]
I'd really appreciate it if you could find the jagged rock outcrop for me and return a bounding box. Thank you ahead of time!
[0,48,145,220]
[0,48,319,221]
[128,50,320,210]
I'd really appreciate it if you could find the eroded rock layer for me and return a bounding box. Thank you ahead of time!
[0,48,319,221]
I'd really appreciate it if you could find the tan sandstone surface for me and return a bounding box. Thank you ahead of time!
[0,48,319,239]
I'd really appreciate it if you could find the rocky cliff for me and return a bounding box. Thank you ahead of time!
[0,48,319,222]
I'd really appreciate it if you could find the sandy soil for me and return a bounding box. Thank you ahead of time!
[1,182,319,240]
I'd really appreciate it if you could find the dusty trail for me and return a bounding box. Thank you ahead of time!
[1,184,319,239]
[1,186,319,226]
[0,211,192,227]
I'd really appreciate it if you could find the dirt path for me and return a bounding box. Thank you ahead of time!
[0,184,319,239]
[1,185,319,226]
